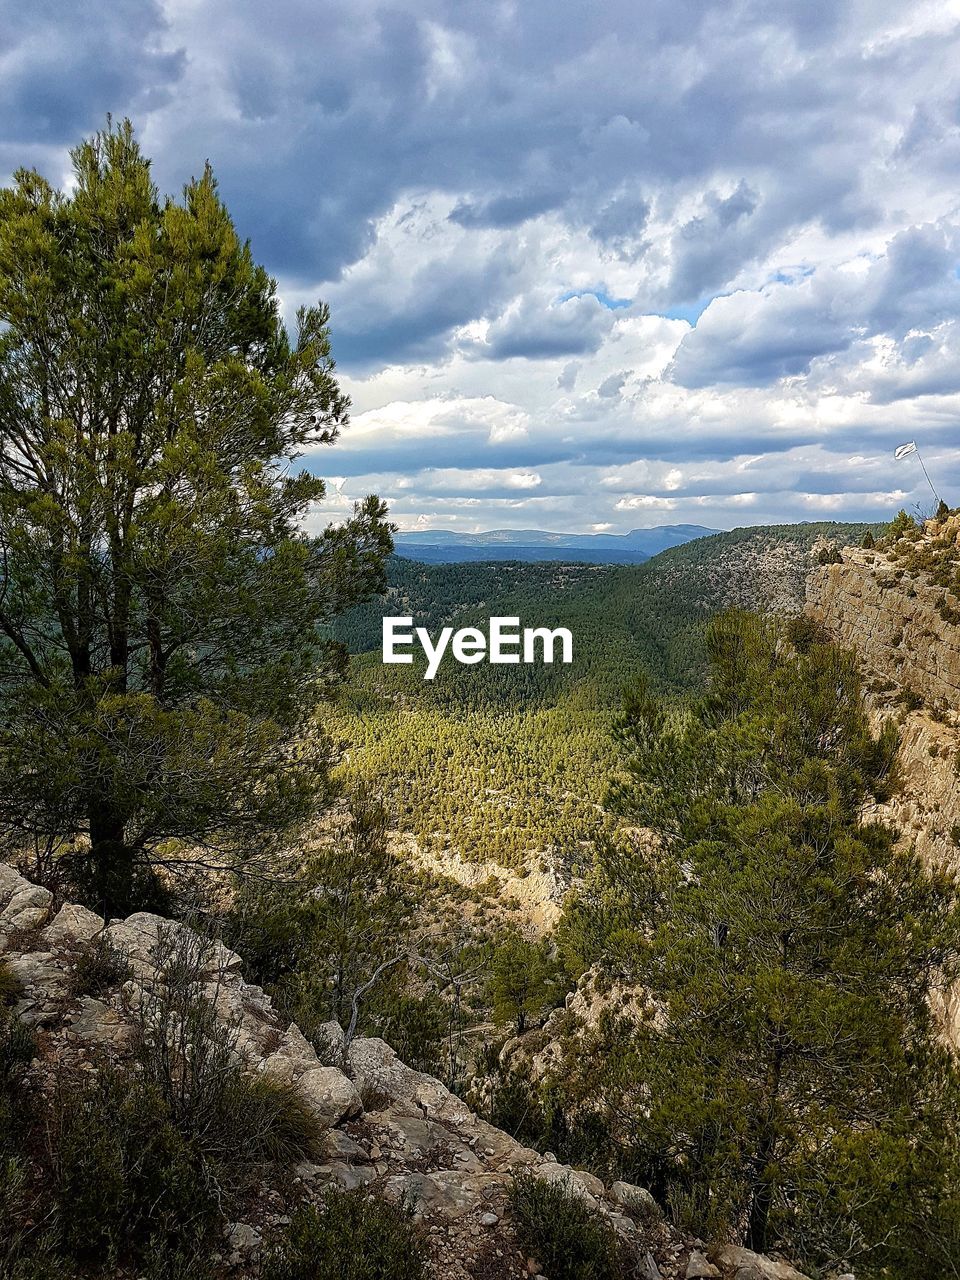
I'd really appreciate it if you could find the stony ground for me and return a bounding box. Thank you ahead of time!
[1,863,813,1280]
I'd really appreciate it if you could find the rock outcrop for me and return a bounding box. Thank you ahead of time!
[806,521,960,1043]
[807,543,960,712]
[0,864,814,1280]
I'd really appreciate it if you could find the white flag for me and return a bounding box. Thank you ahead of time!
[895,441,917,460]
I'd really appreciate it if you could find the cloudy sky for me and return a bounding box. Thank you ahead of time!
[5,0,960,533]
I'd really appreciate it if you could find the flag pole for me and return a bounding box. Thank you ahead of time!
[915,448,941,507]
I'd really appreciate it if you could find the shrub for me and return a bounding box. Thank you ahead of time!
[132,924,320,1168]
[67,933,131,998]
[815,544,842,565]
[49,1069,218,1264]
[887,509,918,542]
[261,1189,427,1280]
[0,1016,34,1084]
[217,1071,321,1167]
[784,615,828,654]
[0,959,22,1011]
[896,686,924,712]
[508,1171,626,1280]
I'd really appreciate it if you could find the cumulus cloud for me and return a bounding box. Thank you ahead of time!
[4,0,960,529]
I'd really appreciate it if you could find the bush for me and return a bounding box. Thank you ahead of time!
[508,1171,626,1280]
[261,1189,427,1280]
[132,924,320,1168]
[815,544,843,565]
[0,1016,34,1084]
[0,959,22,1011]
[67,933,131,998]
[49,1069,218,1265]
[783,615,828,654]
[217,1071,321,1167]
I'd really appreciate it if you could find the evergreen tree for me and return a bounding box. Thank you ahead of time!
[575,611,960,1272]
[488,929,564,1034]
[0,121,392,909]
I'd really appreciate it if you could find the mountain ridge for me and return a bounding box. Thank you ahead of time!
[393,524,717,563]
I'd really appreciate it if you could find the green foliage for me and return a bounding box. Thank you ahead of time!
[886,508,918,541]
[815,543,842,564]
[2,928,318,1277]
[487,929,567,1033]
[325,523,879,871]
[508,1170,626,1280]
[132,922,321,1169]
[261,1190,427,1280]
[227,793,423,1048]
[0,119,391,911]
[560,611,960,1273]
[861,528,875,548]
[66,934,131,998]
[49,1069,217,1265]
[0,959,21,1010]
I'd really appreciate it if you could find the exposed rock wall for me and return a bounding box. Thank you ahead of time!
[807,546,960,711]
[0,865,810,1280]
[806,538,960,1044]
[806,543,960,873]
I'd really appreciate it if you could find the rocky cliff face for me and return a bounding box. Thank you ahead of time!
[807,543,960,712]
[806,525,960,1041]
[0,864,811,1280]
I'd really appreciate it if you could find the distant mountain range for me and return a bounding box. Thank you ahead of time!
[393,524,717,564]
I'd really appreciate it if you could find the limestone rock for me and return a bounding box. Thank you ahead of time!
[0,869,52,942]
[104,913,241,981]
[6,950,68,1024]
[713,1245,810,1280]
[611,1179,659,1217]
[66,996,136,1049]
[41,903,104,948]
[320,1160,376,1191]
[531,1160,600,1207]
[296,1065,362,1128]
[686,1250,721,1278]
[347,1035,473,1125]
[382,1169,496,1220]
[223,1221,262,1267]
[261,1022,320,1082]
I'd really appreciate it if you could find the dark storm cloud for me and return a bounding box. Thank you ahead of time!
[0,0,184,146]
[2,0,925,300]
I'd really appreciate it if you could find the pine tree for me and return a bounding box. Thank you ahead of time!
[582,611,960,1270]
[0,121,392,909]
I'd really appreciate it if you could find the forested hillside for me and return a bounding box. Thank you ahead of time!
[325,523,877,868]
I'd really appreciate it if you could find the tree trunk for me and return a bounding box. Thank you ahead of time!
[88,800,134,916]
[746,1041,785,1255]
[746,1122,777,1254]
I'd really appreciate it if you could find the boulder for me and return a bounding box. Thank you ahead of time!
[713,1246,811,1280]
[532,1160,600,1208]
[260,1023,321,1082]
[347,1035,473,1125]
[0,870,52,942]
[41,903,104,948]
[610,1179,659,1217]
[686,1250,721,1279]
[104,913,241,981]
[296,1065,362,1128]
